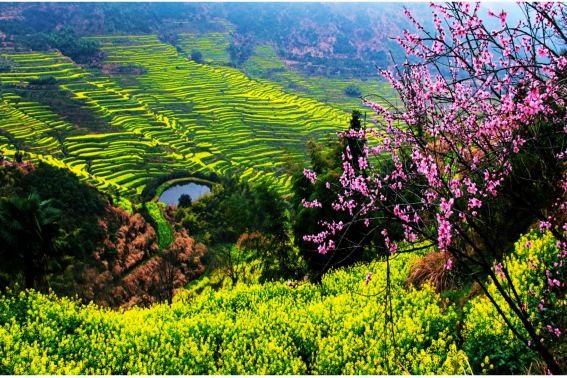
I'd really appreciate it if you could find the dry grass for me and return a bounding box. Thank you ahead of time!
[524,359,548,375]
[406,251,454,293]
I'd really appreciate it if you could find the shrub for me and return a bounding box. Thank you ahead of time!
[406,251,454,293]
[463,231,566,374]
[344,83,362,97]
[191,49,203,64]
[178,194,192,208]
[27,76,57,86]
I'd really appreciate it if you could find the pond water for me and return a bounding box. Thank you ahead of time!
[158,182,211,206]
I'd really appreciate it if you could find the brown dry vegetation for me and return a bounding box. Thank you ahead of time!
[406,250,454,293]
[53,206,204,309]
[124,230,205,307]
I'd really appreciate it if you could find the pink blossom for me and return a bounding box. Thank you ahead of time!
[303,169,317,184]
[300,6,567,359]
[302,198,322,208]
[494,262,505,279]
[365,271,373,286]
[537,47,550,58]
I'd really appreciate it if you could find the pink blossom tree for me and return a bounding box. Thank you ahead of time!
[303,2,567,374]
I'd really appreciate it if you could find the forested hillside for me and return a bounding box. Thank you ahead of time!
[0,2,427,76]
[0,163,206,308]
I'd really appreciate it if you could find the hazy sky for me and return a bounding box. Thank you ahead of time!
[478,2,527,25]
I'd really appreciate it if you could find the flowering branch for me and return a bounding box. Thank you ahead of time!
[303,2,567,374]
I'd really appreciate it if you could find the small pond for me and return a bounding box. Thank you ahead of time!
[158,182,211,206]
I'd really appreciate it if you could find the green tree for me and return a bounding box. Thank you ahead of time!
[349,109,363,131]
[0,62,11,73]
[27,76,57,86]
[291,111,384,280]
[0,193,61,289]
[177,194,192,208]
[191,49,203,64]
[345,109,365,171]
[344,84,362,97]
[252,180,295,279]
[307,138,326,175]
[24,26,100,63]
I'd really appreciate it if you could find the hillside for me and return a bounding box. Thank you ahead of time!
[0,3,410,197]
[0,36,364,195]
[0,163,205,308]
[0,3,429,76]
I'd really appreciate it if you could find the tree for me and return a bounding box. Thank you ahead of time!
[154,230,204,305]
[292,113,384,279]
[281,149,301,175]
[178,193,192,208]
[23,26,100,64]
[344,109,365,171]
[191,49,203,64]
[212,242,251,286]
[306,138,327,175]
[158,30,179,46]
[252,180,296,279]
[128,230,204,307]
[344,84,362,97]
[0,193,61,289]
[303,3,567,374]
[0,61,10,73]
[27,75,57,86]
[150,249,181,306]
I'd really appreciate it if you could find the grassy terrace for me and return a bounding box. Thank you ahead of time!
[1,36,388,198]
[87,35,349,191]
[177,33,232,65]
[0,52,92,84]
[0,50,217,195]
[0,98,65,156]
[242,45,399,114]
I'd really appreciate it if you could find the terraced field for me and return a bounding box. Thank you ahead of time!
[0,97,65,156]
[0,52,93,84]
[0,51,212,195]
[243,45,398,113]
[90,35,349,188]
[244,46,288,74]
[177,33,232,65]
[1,36,385,198]
[306,77,398,113]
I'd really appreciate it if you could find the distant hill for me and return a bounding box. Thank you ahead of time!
[0,2,430,77]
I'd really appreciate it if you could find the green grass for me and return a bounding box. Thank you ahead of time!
[111,195,134,214]
[145,202,174,251]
